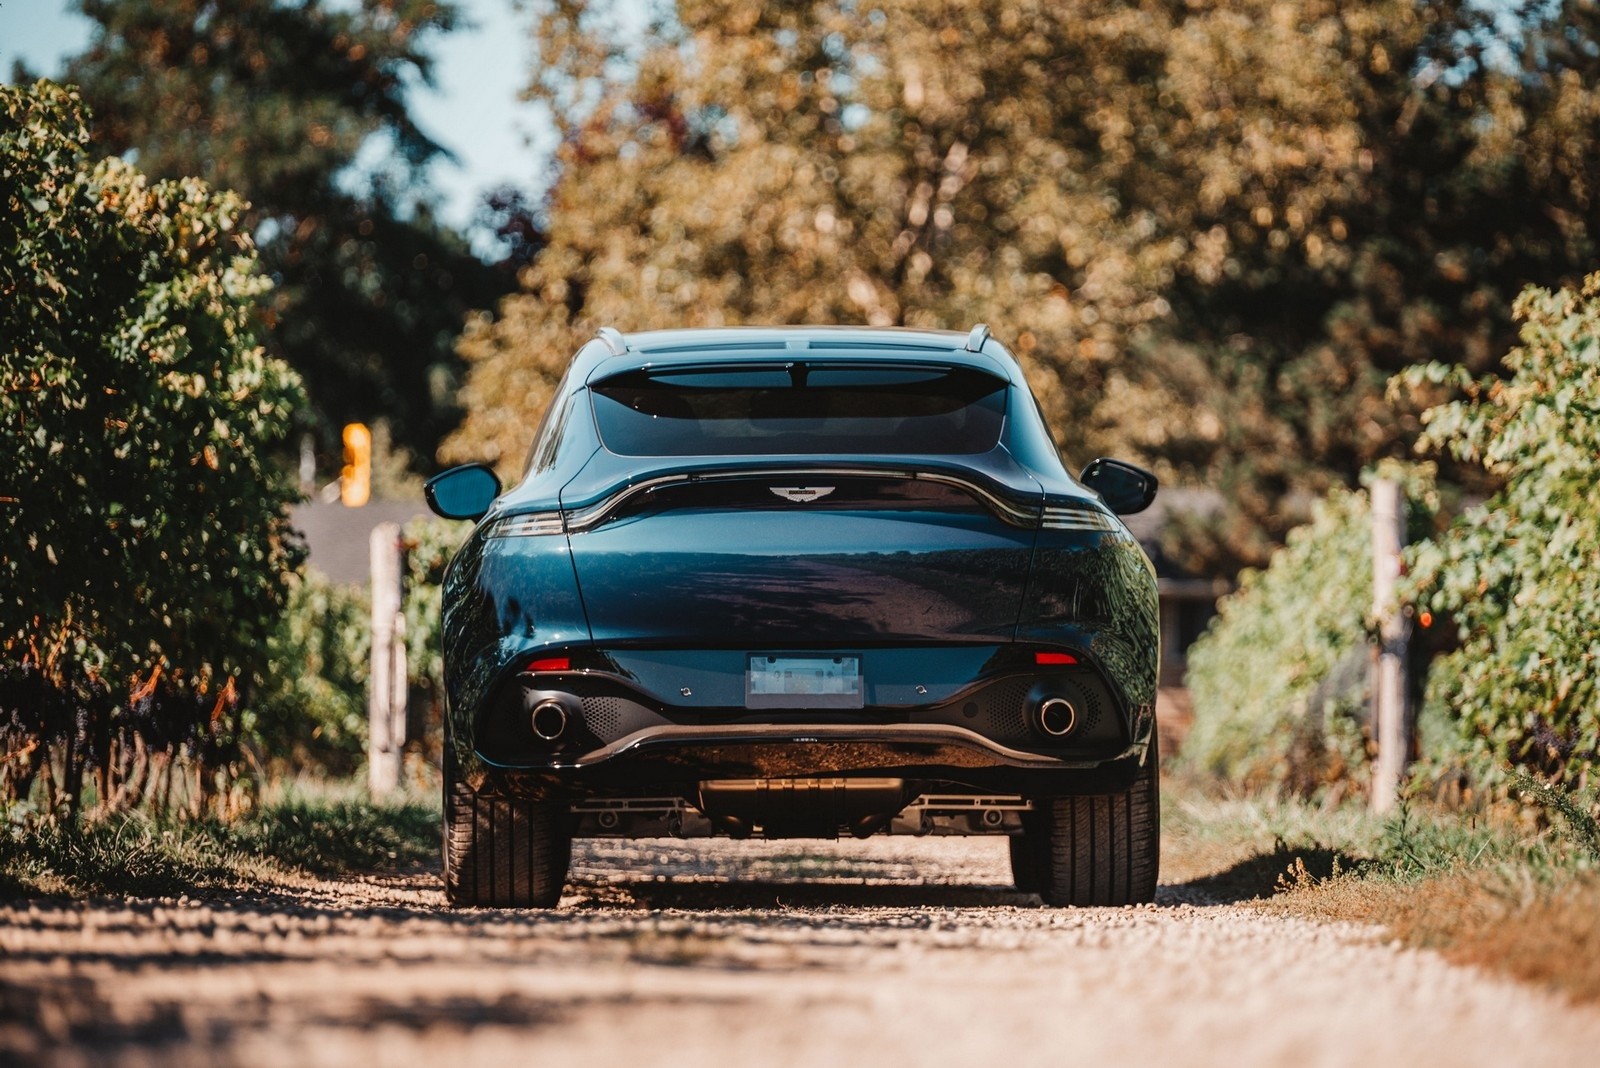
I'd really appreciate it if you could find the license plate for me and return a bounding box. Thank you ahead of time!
[746,655,863,709]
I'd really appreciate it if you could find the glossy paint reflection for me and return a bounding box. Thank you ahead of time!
[1017,530,1160,741]
[441,525,592,761]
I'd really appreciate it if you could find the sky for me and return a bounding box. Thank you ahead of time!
[0,0,553,238]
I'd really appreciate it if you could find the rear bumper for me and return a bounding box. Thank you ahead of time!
[474,722,1147,801]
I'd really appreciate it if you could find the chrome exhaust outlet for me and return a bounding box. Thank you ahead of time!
[1033,697,1079,738]
[530,699,569,741]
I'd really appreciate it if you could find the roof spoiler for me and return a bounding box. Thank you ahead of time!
[597,324,989,355]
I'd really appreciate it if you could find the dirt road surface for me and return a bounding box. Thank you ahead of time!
[4,835,1598,1068]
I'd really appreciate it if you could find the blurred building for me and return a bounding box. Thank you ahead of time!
[290,501,430,585]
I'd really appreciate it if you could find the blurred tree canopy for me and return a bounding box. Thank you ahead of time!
[445,0,1600,570]
[0,81,304,814]
[50,0,514,464]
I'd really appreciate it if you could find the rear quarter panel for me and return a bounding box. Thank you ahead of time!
[440,524,592,772]
[1016,529,1160,748]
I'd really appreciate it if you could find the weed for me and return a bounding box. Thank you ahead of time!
[1370,796,1495,878]
[1159,782,1376,897]
[1508,772,1600,863]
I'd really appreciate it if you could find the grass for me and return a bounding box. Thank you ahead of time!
[220,789,439,873]
[0,782,439,899]
[1162,772,1600,1003]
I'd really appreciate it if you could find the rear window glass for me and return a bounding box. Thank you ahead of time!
[589,363,1007,456]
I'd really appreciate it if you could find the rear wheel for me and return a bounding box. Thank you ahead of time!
[1032,736,1159,906]
[442,750,571,908]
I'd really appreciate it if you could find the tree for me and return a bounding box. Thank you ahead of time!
[445,1,1600,574]
[0,81,304,813]
[54,0,514,464]
[1144,0,1600,570]
[445,0,1193,468]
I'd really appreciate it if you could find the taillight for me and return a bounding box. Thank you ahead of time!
[528,656,571,672]
[1039,504,1115,532]
[491,511,565,537]
[1035,651,1078,666]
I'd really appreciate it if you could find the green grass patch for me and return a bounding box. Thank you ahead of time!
[219,793,439,873]
[1163,770,1591,893]
[0,784,439,899]
[0,815,244,898]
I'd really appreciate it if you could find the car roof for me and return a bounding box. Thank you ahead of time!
[574,325,1023,386]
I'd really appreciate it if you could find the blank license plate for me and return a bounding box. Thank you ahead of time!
[746,656,863,709]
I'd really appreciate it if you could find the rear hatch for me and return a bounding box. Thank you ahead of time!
[560,360,1042,646]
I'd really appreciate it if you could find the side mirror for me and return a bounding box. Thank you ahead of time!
[1079,458,1158,515]
[425,463,501,520]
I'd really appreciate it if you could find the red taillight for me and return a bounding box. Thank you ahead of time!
[1035,651,1078,666]
[528,656,571,672]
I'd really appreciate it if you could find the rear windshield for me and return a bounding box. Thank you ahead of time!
[589,363,1007,456]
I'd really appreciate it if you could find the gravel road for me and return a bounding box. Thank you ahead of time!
[3,835,1598,1068]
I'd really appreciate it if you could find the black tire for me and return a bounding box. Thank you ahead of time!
[1009,832,1041,893]
[1034,736,1160,906]
[442,751,571,908]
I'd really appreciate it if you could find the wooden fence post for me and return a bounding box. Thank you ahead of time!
[1370,479,1412,813]
[368,523,408,797]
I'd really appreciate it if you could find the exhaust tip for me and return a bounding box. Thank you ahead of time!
[530,699,569,741]
[1034,697,1078,738]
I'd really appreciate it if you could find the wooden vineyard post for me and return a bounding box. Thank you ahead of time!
[1370,479,1412,813]
[368,523,408,796]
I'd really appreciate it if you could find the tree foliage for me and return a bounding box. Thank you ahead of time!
[447,0,1201,469]
[1399,277,1600,788]
[447,0,1600,574]
[1150,0,1600,570]
[0,81,303,814]
[55,0,513,463]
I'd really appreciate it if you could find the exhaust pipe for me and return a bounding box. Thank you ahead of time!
[1033,696,1079,738]
[530,699,569,741]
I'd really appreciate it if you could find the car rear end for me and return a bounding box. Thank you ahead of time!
[436,327,1160,907]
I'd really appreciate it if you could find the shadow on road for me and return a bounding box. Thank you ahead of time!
[1166,844,1361,905]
